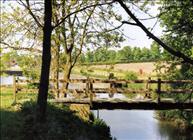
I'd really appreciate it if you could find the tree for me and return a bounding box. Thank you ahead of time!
[141,47,151,61]
[2,0,121,120]
[133,47,142,61]
[116,46,133,62]
[0,50,16,72]
[52,1,124,94]
[0,3,42,53]
[150,41,161,60]
[36,0,52,121]
[15,53,41,80]
[154,0,193,127]
[58,1,96,93]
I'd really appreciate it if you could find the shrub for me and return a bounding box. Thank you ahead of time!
[124,71,138,80]
[88,69,94,73]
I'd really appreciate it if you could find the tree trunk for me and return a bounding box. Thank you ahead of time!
[36,0,52,122]
[63,54,73,97]
[55,45,60,98]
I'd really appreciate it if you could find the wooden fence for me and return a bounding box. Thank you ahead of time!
[13,77,193,104]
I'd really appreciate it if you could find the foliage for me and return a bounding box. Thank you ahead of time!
[124,71,138,80]
[157,110,193,129]
[155,0,193,128]
[83,43,162,63]
[159,0,193,61]
[0,50,16,71]
[15,54,41,80]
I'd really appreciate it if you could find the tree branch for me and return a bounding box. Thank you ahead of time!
[0,41,41,53]
[122,21,138,26]
[116,0,193,65]
[72,7,96,67]
[53,1,115,29]
[87,23,124,34]
[17,0,43,28]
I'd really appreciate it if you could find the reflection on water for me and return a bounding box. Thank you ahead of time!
[157,121,193,140]
[92,110,193,140]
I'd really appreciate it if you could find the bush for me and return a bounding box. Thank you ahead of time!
[80,69,87,75]
[124,71,138,80]
[88,69,94,73]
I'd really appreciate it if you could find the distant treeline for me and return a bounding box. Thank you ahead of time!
[79,43,164,64]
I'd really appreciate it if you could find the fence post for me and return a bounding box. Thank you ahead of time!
[157,78,161,103]
[13,75,17,104]
[89,79,93,107]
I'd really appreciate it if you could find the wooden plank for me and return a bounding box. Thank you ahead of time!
[160,80,193,84]
[161,89,193,94]
[91,101,193,110]
[15,78,193,84]
[50,98,90,104]
[19,78,193,84]
[49,98,193,110]
[50,88,193,95]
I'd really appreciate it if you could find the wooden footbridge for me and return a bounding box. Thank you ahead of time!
[13,77,193,110]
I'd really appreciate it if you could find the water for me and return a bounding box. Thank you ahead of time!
[92,110,193,140]
[91,94,192,140]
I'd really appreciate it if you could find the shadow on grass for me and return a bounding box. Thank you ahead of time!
[1,101,113,140]
[0,108,24,140]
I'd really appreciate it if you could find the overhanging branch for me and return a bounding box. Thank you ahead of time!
[116,0,193,65]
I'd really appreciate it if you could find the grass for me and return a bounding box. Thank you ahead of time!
[0,86,113,140]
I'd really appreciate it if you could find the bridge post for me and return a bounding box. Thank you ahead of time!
[157,78,161,103]
[109,80,115,98]
[145,77,151,98]
[86,77,89,97]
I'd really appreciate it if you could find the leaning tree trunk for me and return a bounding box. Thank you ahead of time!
[63,54,73,97]
[51,45,60,98]
[36,0,52,122]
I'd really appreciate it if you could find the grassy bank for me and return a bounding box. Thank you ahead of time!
[0,87,113,140]
[156,110,193,130]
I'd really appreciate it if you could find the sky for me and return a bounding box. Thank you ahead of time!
[116,3,163,48]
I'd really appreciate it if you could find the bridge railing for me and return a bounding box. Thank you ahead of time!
[13,77,193,104]
[51,78,193,103]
